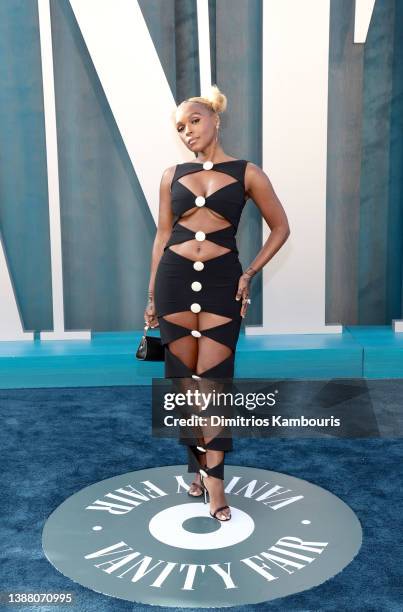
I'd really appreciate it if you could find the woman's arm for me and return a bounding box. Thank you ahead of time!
[244,162,290,273]
[144,166,175,327]
[236,163,291,316]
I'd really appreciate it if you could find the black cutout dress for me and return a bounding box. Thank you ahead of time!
[154,159,249,479]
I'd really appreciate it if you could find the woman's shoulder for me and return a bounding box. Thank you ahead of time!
[162,163,178,175]
[158,165,178,195]
[161,164,178,182]
[244,161,266,178]
[244,161,270,195]
[244,160,260,171]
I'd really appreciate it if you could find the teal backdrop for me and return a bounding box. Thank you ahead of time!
[0,0,402,332]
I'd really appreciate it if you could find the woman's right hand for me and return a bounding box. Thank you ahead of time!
[144,298,159,328]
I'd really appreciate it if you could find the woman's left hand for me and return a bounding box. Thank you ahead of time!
[235,273,252,318]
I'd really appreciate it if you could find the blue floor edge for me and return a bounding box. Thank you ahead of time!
[0,325,402,387]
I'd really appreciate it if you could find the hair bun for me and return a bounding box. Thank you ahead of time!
[174,85,228,122]
[205,84,227,113]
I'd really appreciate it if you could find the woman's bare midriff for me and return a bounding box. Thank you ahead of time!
[168,207,232,262]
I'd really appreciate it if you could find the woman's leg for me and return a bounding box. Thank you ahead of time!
[195,311,237,520]
[160,309,238,515]
[160,310,207,494]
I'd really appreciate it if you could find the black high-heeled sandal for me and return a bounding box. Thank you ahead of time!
[186,444,207,497]
[199,456,231,522]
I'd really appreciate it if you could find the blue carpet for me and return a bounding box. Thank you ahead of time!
[1,384,402,611]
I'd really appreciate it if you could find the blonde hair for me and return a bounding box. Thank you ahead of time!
[186,84,227,114]
[171,84,227,124]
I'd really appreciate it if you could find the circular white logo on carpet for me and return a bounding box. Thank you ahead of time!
[42,465,362,607]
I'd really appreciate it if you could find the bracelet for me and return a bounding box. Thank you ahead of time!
[244,266,257,278]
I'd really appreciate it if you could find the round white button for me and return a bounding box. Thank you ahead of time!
[195,196,205,207]
[193,261,204,271]
[191,281,202,291]
[203,161,213,170]
[191,330,201,337]
[190,303,201,313]
[195,231,205,241]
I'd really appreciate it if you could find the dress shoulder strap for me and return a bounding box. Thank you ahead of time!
[224,159,248,186]
[170,163,197,188]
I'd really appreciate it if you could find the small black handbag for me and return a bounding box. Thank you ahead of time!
[136,324,165,361]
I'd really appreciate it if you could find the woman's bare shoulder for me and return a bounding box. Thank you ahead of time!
[245,161,264,176]
[162,164,178,177]
[244,161,268,195]
[158,165,177,192]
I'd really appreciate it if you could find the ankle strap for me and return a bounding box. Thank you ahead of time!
[199,458,225,480]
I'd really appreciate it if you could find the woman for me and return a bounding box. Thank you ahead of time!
[144,84,290,522]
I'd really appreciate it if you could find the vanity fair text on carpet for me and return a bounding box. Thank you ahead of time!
[83,475,328,591]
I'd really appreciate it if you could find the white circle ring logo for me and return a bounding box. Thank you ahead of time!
[149,503,255,549]
[42,465,362,607]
